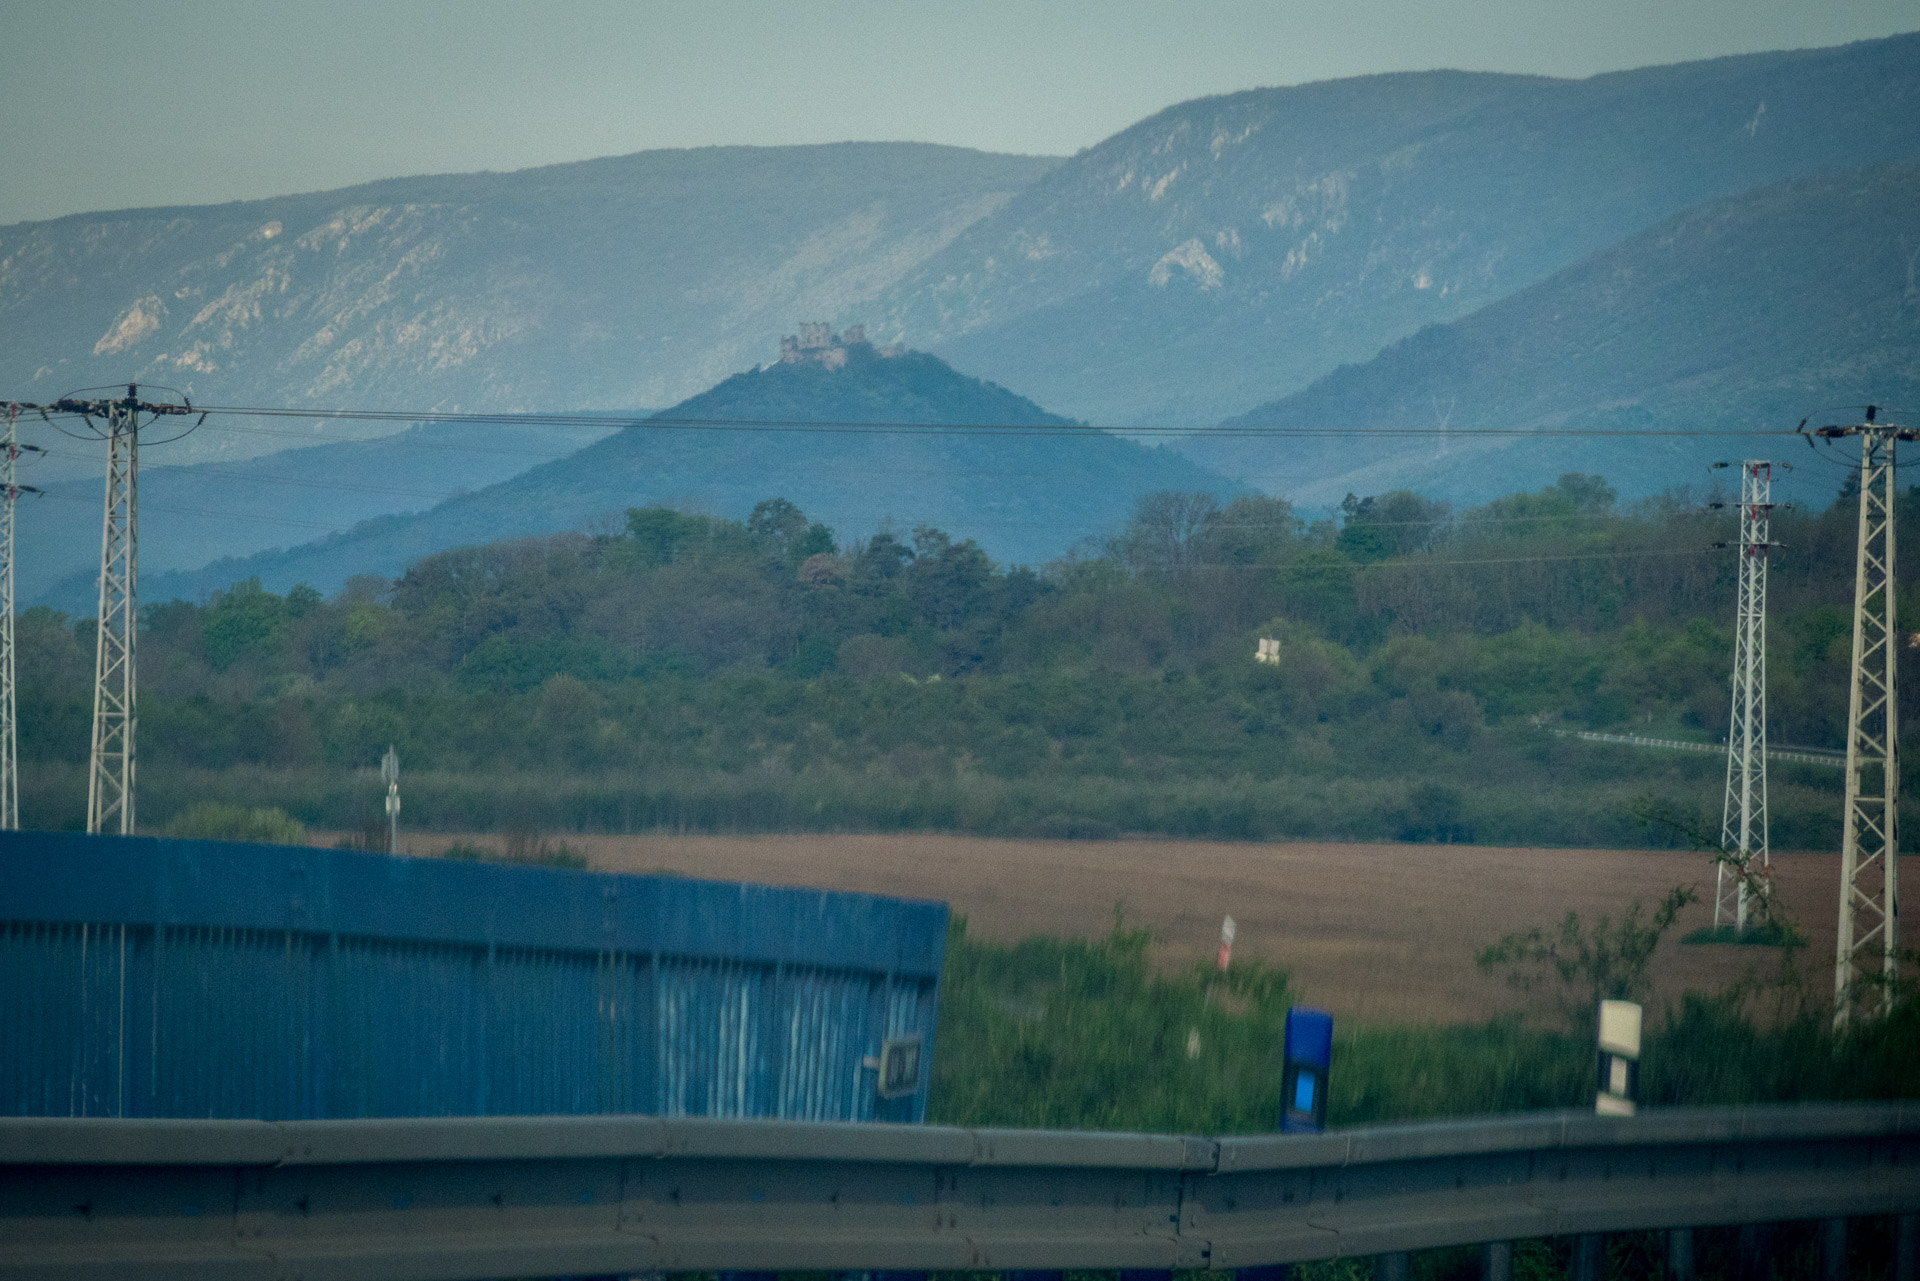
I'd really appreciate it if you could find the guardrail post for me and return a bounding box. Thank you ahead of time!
[1738,1223,1773,1280]
[1481,1240,1512,1281]
[1570,1233,1603,1281]
[1374,1251,1409,1280]
[1897,1213,1918,1281]
[1667,1227,1695,1280]
[1819,1218,1848,1281]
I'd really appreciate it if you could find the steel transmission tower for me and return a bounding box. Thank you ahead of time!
[1716,462,1777,933]
[10,387,196,836]
[1817,408,1910,1026]
[1,404,44,831]
[87,394,144,834]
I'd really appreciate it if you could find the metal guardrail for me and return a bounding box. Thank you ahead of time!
[1553,729,1848,768]
[3,1103,1915,1279]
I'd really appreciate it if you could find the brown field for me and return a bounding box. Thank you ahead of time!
[393,832,1841,1026]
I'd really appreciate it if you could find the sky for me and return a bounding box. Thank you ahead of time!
[2,0,1917,226]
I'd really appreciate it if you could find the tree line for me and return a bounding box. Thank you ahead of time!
[17,475,1909,843]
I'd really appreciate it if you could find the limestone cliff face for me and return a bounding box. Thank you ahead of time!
[871,33,1920,428]
[0,143,1055,465]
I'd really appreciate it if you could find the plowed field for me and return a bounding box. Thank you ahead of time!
[409,833,1839,1025]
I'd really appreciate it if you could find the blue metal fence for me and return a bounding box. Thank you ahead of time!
[0,832,947,1123]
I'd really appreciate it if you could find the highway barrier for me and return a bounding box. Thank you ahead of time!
[3,1102,1915,1279]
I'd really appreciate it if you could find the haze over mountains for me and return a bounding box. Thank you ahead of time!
[0,143,1055,469]
[1179,161,1920,505]
[15,419,618,606]
[871,33,1920,426]
[7,31,1920,605]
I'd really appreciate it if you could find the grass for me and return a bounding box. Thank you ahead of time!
[438,831,588,869]
[928,918,1918,1278]
[929,912,1296,1133]
[159,801,307,845]
[1681,920,1806,947]
[13,752,1862,852]
[931,917,1920,1134]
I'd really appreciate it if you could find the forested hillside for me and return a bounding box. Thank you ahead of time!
[101,340,1233,606]
[18,472,1899,847]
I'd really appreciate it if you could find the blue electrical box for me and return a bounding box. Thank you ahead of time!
[1280,1006,1333,1133]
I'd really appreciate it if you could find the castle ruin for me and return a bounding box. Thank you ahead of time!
[774,322,896,368]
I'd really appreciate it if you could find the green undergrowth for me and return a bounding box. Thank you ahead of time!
[159,800,307,845]
[929,917,1920,1135]
[1681,920,1806,948]
[436,837,588,869]
[16,756,1860,853]
[924,919,1917,1277]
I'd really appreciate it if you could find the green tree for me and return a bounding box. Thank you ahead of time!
[200,578,290,671]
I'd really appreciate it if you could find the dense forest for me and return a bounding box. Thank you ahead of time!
[19,471,1910,846]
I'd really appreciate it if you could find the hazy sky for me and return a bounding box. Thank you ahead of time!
[3,0,1916,226]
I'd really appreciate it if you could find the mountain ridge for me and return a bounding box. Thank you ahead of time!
[1172,160,1920,506]
[869,32,1920,426]
[0,142,1058,470]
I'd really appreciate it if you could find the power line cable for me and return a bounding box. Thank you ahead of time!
[99,401,1809,439]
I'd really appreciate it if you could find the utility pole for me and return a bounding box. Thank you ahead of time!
[11,387,196,836]
[1816,407,1910,1027]
[1,403,44,831]
[1714,461,1778,933]
[381,745,400,855]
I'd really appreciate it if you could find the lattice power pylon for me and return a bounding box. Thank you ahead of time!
[7,387,196,836]
[1,403,44,831]
[1717,461,1775,933]
[87,395,142,835]
[1819,409,1909,1027]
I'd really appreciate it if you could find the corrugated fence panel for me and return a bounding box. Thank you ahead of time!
[0,832,947,1124]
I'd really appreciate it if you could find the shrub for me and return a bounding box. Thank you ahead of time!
[161,802,306,846]
[1475,885,1697,1026]
[931,912,1296,1133]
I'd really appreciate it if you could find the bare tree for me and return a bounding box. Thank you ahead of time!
[1115,491,1221,574]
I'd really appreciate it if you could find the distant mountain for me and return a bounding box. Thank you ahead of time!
[105,339,1237,606]
[16,418,620,606]
[1173,162,1920,507]
[0,143,1056,468]
[869,33,1920,427]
